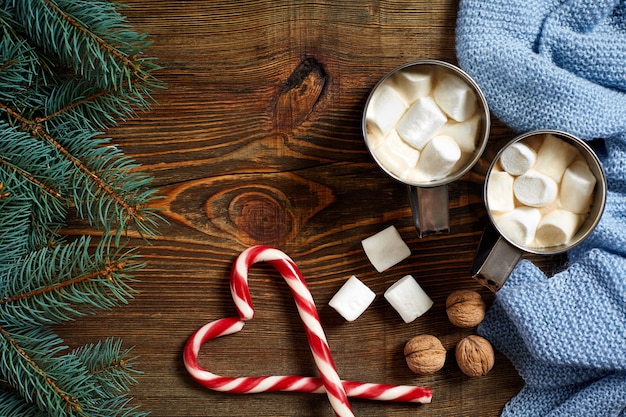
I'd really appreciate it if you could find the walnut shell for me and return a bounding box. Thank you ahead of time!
[446,289,486,328]
[455,335,495,377]
[404,335,446,375]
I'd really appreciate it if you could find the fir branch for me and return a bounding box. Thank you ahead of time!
[0,102,161,240]
[0,158,62,200]
[1,103,126,206]
[0,199,46,277]
[0,237,142,327]
[38,82,122,132]
[86,395,150,417]
[8,0,160,91]
[0,325,84,415]
[0,122,68,258]
[0,10,39,98]
[73,338,142,396]
[41,0,143,72]
[0,9,55,110]
[0,36,37,101]
[0,120,68,226]
[37,77,158,132]
[0,1,162,415]
[1,327,149,417]
[0,391,48,417]
[1,324,148,417]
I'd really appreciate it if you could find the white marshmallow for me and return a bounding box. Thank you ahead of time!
[365,127,385,149]
[534,134,580,182]
[487,170,515,213]
[437,114,481,153]
[396,96,447,150]
[371,130,420,178]
[361,225,411,273]
[514,170,558,207]
[393,69,432,103]
[499,142,537,176]
[365,84,408,137]
[496,207,542,247]
[432,72,478,122]
[384,275,433,323]
[416,135,461,180]
[401,166,429,184]
[560,160,597,214]
[535,209,584,248]
[328,275,376,322]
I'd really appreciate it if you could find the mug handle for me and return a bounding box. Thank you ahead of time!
[471,225,522,292]
[407,184,450,238]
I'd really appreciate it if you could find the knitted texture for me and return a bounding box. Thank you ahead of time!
[456,0,626,415]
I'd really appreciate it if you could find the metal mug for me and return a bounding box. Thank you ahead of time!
[471,130,607,291]
[362,60,490,237]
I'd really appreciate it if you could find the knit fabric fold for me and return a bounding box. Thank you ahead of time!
[456,0,626,415]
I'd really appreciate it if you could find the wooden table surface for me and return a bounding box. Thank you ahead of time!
[58,1,567,415]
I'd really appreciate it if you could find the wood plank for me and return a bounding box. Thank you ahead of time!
[53,1,574,415]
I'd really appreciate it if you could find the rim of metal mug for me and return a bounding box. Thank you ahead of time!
[361,59,491,188]
[484,129,607,255]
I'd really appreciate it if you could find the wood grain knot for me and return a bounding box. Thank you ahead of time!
[155,172,333,247]
[229,192,292,243]
[274,57,327,133]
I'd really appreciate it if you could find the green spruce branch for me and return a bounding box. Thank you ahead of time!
[0,0,163,415]
[0,103,160,240]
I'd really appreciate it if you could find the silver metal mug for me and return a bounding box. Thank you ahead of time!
[472,130,607,291]
[362,60,490,237]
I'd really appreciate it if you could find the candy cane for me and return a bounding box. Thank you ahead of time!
[184,246,432,416]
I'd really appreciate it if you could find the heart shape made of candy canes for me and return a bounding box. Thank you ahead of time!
[183,245,432,417]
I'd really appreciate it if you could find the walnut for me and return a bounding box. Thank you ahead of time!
[446,289,486,328]
[455,335,495,377]
[404,335,447,375]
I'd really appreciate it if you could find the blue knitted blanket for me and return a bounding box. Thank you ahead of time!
[456,0,626,415]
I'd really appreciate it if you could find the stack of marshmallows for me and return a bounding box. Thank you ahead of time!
[487,133,597,249]
[365,66,483,183]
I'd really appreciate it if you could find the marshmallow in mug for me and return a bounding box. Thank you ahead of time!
[365,65,483,183]
[487,133,597,249]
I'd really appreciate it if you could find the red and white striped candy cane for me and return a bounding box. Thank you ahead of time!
[184,246,432,416]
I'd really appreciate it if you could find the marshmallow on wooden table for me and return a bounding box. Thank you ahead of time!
[535,209,584,247]
[417,135,461,180]
[437,114,481,153]
[560,160,597,214]
[514,170,558,207]
[366,84,408,137]
[392,69,432,103]
[396,96,447,150]
[384,275,433,323]
[328,275,376,322]
[432,72,477,122]
[496,207,542,247]
[499,141,537,176]
[534,134,580,182]
[371,130,420,178]
[361,225,411,273]
[487,170,515,213]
